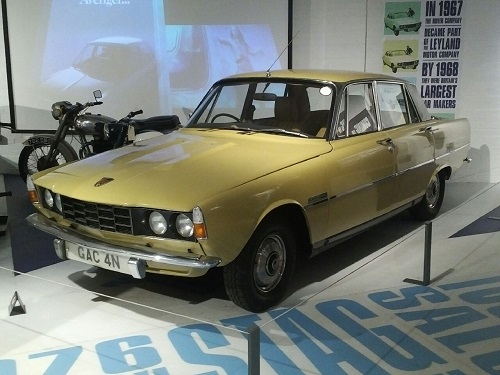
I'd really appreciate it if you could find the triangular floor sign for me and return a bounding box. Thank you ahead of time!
[8,291,26,316]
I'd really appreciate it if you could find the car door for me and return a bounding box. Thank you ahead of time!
[325,83,396,239]
[374,82,436,206]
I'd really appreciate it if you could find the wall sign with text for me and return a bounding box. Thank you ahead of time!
[383,0,465,118]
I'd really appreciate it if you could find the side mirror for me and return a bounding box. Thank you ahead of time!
[93,90,103,101]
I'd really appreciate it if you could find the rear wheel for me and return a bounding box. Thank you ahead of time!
[409,172,445,221]
[18,142,77,182]
[223,218,297,312]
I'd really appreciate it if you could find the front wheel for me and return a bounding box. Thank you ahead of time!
[409,172,445,221]
[223,218,297,312]
[18,142,78,182]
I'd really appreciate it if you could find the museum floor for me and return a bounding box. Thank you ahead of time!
[1,169,499,374]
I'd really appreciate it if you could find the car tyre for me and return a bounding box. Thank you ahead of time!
[409,172,445,221]
[393,27,399,36]
[223,217,297,312]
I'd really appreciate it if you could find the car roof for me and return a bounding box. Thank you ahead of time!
[220,69,406,85]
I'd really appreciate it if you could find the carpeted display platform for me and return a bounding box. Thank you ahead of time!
[451,205,500,238]
[5,174,62,273]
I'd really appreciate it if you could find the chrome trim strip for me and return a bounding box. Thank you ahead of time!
[27,214,221,273]
[311,200,417,255]
[435,143,470,161]
[332,174,390,200]
[328,143,469,201]
[395,159,434,177]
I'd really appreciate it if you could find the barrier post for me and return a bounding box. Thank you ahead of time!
[423,221,432,285]
[247,325,260,375]
[404,221,432,286]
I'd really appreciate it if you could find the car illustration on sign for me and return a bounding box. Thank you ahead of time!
[383,46,419,73]
[27,70,470,312]
[385,8,421,36]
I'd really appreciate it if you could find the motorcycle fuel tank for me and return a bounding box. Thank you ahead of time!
[74,113,116,135]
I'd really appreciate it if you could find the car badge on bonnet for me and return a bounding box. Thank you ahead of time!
[94,177,114,187]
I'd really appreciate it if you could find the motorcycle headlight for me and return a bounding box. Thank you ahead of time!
[51,108,62,120]
[149,211,167,235]
[51,101,71,120]
[175,214,194,238]
[44,190,54,208]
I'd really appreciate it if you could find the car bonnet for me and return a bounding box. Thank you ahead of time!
[33,128,332,210]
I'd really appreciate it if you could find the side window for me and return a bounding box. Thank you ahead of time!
[405,87,420,123]
[376,83,411,129]
[337,83,377,137]
[407,83,431,121]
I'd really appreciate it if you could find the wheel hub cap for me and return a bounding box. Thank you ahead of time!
[426,176,440,209]
[254,234,286,293]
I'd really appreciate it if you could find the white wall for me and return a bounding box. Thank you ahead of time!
[293,0,500,183]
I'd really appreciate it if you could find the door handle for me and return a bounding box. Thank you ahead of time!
[419,126,439,133]
[377,138,394,152]
[377,137,393,146]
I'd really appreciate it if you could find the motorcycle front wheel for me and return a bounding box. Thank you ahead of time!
[18,142,78,182]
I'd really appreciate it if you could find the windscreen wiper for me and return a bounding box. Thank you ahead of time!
[255,128,310,138]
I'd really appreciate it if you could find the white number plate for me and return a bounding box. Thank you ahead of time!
[65,241,132,276]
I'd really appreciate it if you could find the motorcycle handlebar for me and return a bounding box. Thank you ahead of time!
[128,109,143,118]
[115,109,144,123]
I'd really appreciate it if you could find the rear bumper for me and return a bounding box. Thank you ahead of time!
[26,213,221,278]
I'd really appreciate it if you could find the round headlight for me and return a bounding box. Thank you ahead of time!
[176,214,194,238]
[149,211,167,235]
[55,194,62,212]
[44,190,54,208]
[51,107,62,120]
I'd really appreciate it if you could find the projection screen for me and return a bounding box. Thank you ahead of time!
[0,1,10,125]
[5,0,288,131]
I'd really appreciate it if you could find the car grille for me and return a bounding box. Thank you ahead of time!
[61,196,133,234]
[400,61,417,67]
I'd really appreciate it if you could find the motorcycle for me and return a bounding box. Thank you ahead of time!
[18,90,180,182]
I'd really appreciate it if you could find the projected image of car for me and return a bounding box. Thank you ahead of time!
[27,70,470,312]
[383,46,419,73]
[42,36,159,114]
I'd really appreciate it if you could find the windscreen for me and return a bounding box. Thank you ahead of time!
[188,80,335,138]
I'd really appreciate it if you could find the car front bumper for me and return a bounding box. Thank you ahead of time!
[26,213,221,278]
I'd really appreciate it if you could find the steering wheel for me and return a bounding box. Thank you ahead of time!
[211,113,241,123]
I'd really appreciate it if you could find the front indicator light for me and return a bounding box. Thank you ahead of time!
[26,176,38,203]
[149,211,167,235]
[193,206,207,240]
